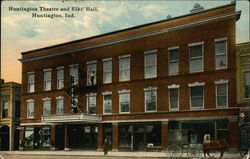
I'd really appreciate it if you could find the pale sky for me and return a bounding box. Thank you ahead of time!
[1,0,249,83]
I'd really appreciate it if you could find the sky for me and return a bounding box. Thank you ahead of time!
[1,0,249,83]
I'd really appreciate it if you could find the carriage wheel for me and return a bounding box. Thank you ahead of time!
[240,149,249,158]
[167,145,183,159]
[187,146,201,159]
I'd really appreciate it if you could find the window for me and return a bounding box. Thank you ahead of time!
[245,71,250,98]
[215,80,228,107]
[103,92,112,114]
[189,82,204,109]
[71,96,78,113]
[168,84,179,110]
[103,58,112,84]
[119,90,130,113]
[2,101,8,118]
[168,47,179,75]
[146,123,161,147]
[27,100,34,118]
[189,42,204,72]
[43,69,52,91]
[119,125,132,147]
[87,94,96,114]
[145,50,157,78]
[57,67,64,89]
[87,61,97,86]
[56,97,64,115]
[119,55,130,81]
[25,127,34,147]
[70,64,78,85]
[144,87,157,112]
[43,98,51,116]
[215,37,227,69]
[27,72,35,93]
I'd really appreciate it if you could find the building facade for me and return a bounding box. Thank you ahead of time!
[0,79,21,151]
[19,2,241,151]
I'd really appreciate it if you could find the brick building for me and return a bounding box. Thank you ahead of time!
[19,2,241,151]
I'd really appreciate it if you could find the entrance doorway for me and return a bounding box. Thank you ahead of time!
[0,125,10,151]
[55,125,65,150]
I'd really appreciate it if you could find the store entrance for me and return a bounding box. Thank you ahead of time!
[0,125,9,151]
[55,125,65,150]
[68,124,97,150]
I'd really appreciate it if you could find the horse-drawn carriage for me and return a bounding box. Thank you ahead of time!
[167,130,229,159]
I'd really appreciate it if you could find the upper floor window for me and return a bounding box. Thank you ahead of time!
[70,64,78,85]
[43,98,51,116]
[245,71,250,98]
[27,99,34,118]
[168,84,180,111]
[2,101,8,118]
[119,55,130,81]
[215,79,228,107]
[168,47,179,75]
[103,58,112,84]
[215,37,227,69]
[144,87,157,112]
[189,82,205,109]
[103,92,112,114]
[27,72,35,93]
[44,69,52,91]
[87,93,96,114]
[119,90,130,113]
[57,67,64,89]
[144,50,157,78]
[87,61,97,86]
[56,97,64,115]
[189,42,204,73]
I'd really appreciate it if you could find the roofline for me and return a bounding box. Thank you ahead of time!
[21,2,236,55]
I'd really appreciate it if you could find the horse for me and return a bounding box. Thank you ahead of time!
[203,139,228,158]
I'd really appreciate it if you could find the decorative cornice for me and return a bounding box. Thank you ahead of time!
[144,87,157,91]
[56,96,64,99]
[102,57,112,62]
[86,60,97,65]
[26,99,34,102]
[168,46,179,50]
[144,49,157,55]
[19,11,241,63]
[42,97,51,101]
[118,54,131,59]
[168,84,180,89]
[188,41,204,47]
[215,79,229,84]
[188,82,205,87]
[86,93,97,96]
[118,89,130,93]
[215,37,228,42]
[102,91,112,95]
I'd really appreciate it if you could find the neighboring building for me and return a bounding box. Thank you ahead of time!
[0,79,21,151]
[236,42,250,156]
[19,2,241,151]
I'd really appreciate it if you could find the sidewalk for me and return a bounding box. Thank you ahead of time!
[0,150,243,159]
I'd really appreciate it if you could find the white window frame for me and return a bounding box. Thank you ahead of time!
[2,101,9,118]
[27,71,35,93]
[86,93,97,115]
[118,89,130,114]
[189,41,204,73]
[168,84,180,111]
[43,69,52,91]
[87,61,97,86]
[42,97,51,116]
[168,46,179,75]
[27,99,34,118]
[102,91,112,114]
[119,55,130,82]
[144,87,157,112]
[57,66,64,89]
[188,82,205,110]
[215,37,228,69]
[70,64,79,85]
[103,58,112,84]
[215,79,228,108]
[56,96,64,115]
[144,50,157,79]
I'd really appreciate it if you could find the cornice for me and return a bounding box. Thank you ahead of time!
[20,11,241,63]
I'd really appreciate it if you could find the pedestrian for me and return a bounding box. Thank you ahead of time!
[103,139,109,155]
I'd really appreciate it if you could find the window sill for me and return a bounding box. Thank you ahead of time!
[144,76,157,79]
[169,108,179,112]
[189,70,204,74]
[190,107,203,110]
[119,112,130,114]
[145,110,157,113]
[216,106,228,109]
[169,73,179,76]
[216,67,227,70]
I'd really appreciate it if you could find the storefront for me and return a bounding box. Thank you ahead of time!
[24,126,51,150]
[118,122,161,151]
[168,119,230,146]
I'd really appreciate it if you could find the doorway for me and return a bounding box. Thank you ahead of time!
[0,125,10,151]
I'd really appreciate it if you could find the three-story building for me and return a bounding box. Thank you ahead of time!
[19,2,241,151]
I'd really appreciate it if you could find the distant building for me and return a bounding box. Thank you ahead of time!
[19,2,241,151]
[0,80,21,151]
